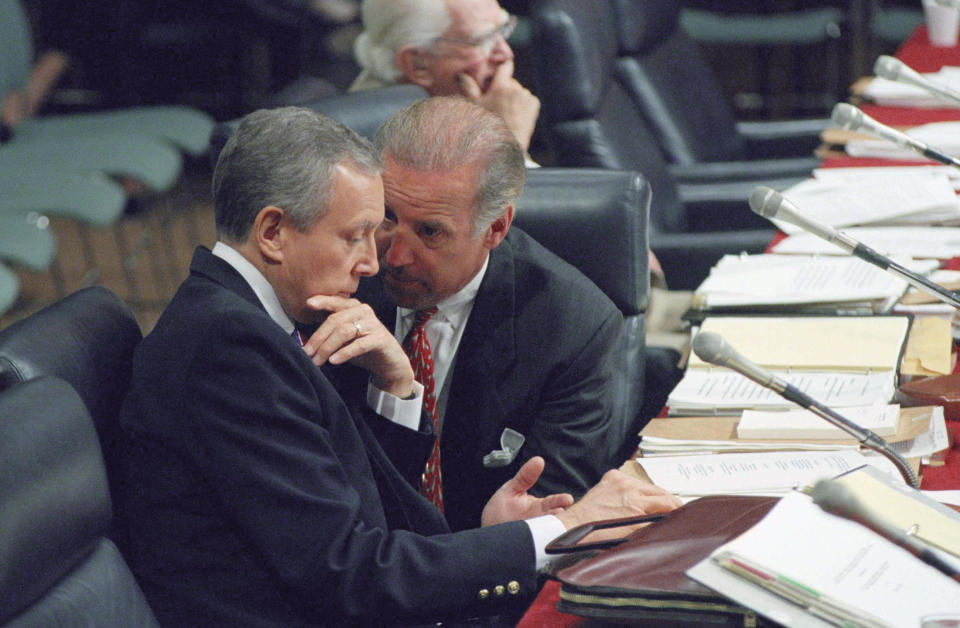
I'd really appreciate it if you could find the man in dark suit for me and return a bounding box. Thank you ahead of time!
[348,97,622,532]
[116,105,679,626]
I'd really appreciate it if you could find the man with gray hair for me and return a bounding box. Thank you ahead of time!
[351,0,539,156]
[116,105,679,626]
[350,96,625,532]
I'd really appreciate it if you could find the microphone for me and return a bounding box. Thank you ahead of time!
[831,102,960,169]
[873,55,960,108]
[811,480,960,582]
[749,186,960,309]
[691,331,919,488]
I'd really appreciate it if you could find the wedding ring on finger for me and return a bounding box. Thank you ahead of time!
[352,320,363,337]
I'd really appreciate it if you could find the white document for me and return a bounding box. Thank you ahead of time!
[773,175,960,234]
[694,254,909,309]
[772,225,960,258]
[689,492,960,628]
[639,435,857,456]
[636,450,898,497]
[863,67,960,108]
[892,406,950,460]
[666,368,898,415]
[847,120,960,162]
[926,490,960,507]
[737,404,900,439]
[813,165,960,191]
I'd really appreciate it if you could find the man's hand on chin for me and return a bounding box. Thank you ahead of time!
[455,60,539,153]
[300,294,415,398]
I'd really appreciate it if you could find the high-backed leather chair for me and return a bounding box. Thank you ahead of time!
[208,84,428,164]
[0,376,158,627]
[609,0,824,181]
[0,286,142,497]
[516,168,649,461]
[530,0,774,288]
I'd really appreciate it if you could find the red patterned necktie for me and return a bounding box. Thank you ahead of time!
[403,306,443,512]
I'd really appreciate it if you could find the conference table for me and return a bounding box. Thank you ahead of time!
[516,25,960,628]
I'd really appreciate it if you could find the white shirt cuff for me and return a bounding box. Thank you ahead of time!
[366,381,424,430]
[525,514,568,572]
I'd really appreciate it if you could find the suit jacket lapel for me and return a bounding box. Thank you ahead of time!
[443,240,516,450]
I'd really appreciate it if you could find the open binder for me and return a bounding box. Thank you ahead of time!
[667,315,912,415]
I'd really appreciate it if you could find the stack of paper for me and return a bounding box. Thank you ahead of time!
[692,254,912,314]
[773,174,960,232]
[862,66,960,107]
[772,225,960,259]
[736,405,900,439]
[846,120,960,162]
[638,406,946,462]
[667,316,912,416]
[688,491,960,627]
[636,450,900,498]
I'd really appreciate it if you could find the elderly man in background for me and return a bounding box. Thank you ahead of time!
[350,0,539,157]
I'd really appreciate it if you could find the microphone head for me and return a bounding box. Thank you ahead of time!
[831,103,863,131]
[748,186,782,218]
[810,479,862,520]
[873,55,902,81]
[691,331,730,366]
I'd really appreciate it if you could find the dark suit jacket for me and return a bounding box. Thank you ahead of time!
[356,228,623,532]
[115,247,538,627]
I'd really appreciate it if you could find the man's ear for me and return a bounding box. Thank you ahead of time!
[395,46,435,89]
[483,205,514,250]
[253,205,288,263]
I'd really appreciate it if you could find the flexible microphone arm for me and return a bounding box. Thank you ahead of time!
[749,186,960,309]
[831,102,960,169]
[811,480,960,581]
[874,55,960,108]
[692,332,920,488]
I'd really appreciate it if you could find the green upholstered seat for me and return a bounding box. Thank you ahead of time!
[680,8,844,45]
[1,171,125,227]
[13,106,215,157]
[0,263,19,316]
[871,7,924,44]
[0,134,182,192]
[0,211,56,272]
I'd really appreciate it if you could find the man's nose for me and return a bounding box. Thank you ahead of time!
[380,230,415,267]
[490,35,513,62]
[358,233,379,276]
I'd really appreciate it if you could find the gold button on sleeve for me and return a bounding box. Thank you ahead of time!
[493,585,505,597]
[507,581,520,595]
[477,588,490,600]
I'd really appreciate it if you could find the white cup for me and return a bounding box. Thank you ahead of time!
[924,0,960,47]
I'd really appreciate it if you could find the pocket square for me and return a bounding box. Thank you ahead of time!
[482,428,525,468]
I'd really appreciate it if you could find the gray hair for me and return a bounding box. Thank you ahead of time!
[353,0,451,83]
[375,97,525,236]
[212,107,382,243]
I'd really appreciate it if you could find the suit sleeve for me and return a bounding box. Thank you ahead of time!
[181,313,538,624]
[519,303,623,498]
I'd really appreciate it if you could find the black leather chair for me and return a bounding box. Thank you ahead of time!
[530,0,775,288]
[516,168,649,461]
[609,0,824,182]
[0,286,142,499]
[0,376,157,627]
[209,84,428,164]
